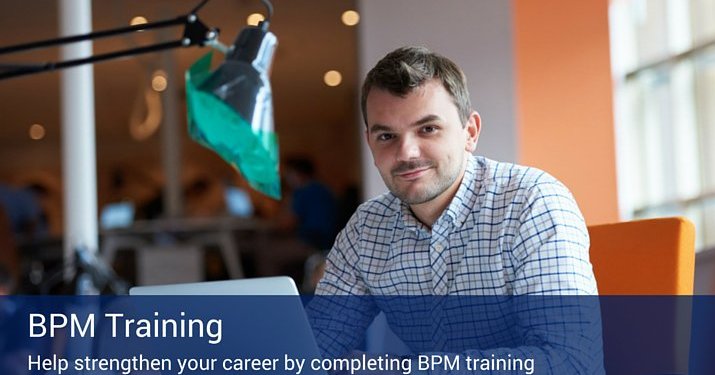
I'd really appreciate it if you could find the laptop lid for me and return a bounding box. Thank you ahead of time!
[128,277,325,374]
[224,186,254,217]
[129,276,299,296]
[100,201,135,229]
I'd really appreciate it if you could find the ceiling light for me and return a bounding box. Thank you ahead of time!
[341,10,360,26]
[151,70,168,92]
[29,123,46,140]
[130,16,148,26]
[247,13,265,26]
[323,70,342,87]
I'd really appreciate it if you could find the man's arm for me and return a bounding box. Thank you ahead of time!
[308,210,379,358]
[510,179,597,295]
[413,179,603,375]
[432,179,602,374]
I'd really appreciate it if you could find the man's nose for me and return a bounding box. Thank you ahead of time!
[396,135,420,160]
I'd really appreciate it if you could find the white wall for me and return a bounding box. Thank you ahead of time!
[356,0,517,200]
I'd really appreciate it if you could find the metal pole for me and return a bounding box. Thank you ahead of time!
[59,0,98,288]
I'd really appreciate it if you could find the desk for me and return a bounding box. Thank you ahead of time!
[101,216,274,281]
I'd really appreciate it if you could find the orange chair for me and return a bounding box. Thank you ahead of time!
[588,217,696,295]
[589,217,696,374]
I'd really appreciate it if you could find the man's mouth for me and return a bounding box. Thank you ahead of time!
[396,167,430,180]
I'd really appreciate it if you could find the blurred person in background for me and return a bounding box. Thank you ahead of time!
[0,183,46,241]
[282,156,339,251]
[270,157,338,292]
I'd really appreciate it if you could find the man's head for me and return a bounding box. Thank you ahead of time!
[284,156,316,189]
[363,46,480,210]
[361,46,472,126]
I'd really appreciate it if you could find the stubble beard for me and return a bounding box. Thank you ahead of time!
[383,157,463,205]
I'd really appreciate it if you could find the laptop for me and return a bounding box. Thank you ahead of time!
[129,276,299,295]
[99,201,135,229]
[224,186,254,217]
[129,277,325,374]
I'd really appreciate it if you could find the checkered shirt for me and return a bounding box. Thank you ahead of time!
[316,154,598,296]
[308,155,603,374]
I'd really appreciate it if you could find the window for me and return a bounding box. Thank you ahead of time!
[610,0,715,251]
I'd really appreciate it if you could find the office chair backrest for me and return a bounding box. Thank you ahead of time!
[589,217,696,374]
[588,217,695,295]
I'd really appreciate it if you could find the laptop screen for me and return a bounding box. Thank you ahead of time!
[100,201,135,229]
[225,186,254,217]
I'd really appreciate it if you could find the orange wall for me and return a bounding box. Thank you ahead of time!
[514,0,619,225]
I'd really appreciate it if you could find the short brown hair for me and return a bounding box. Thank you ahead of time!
[361,46,472,126]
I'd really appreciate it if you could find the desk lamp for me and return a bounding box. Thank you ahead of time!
[0,0,280,199]
[0,0,280,293]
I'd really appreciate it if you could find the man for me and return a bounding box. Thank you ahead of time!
[0,183,45,239]
[309,46,602,374]
[316,46,596,296]
[284,157,339,251]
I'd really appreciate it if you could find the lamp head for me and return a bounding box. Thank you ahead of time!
[186,21,280,199]
[201,21,277,134]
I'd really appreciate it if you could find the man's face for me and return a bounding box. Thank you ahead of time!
[365,79,480,205]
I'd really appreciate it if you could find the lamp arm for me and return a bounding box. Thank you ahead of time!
[0,13,218,81]
[259,0,274,23]
[0,16,186,55]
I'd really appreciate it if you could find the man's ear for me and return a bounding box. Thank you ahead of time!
[465,111,481,153]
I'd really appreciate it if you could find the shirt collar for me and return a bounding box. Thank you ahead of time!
[398,197,428,233]
[442,154,481,229]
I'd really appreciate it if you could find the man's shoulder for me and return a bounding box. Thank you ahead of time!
[476,156,564,194]
[475,157,585,233]
[354,192,400,219]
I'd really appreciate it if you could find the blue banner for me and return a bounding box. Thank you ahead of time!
[1,296,713,375]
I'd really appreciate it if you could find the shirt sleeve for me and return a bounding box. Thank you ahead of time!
[307,209,379,358]
[413,293,605,374]
[315,209,369,295]
[510,180,598,295]
[420,179,602,374]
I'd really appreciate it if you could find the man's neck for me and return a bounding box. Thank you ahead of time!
[409,165,467,229]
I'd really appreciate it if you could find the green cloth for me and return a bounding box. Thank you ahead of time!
[185,52,280,199]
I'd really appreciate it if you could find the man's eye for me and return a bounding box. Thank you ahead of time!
[377,133,394,141]
[422,125,437,133]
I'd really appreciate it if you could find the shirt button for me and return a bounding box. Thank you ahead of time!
[434,243,444,252]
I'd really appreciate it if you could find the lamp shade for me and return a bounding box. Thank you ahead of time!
[186,24,280,199]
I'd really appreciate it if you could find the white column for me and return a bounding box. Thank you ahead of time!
[59,0,98,280]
